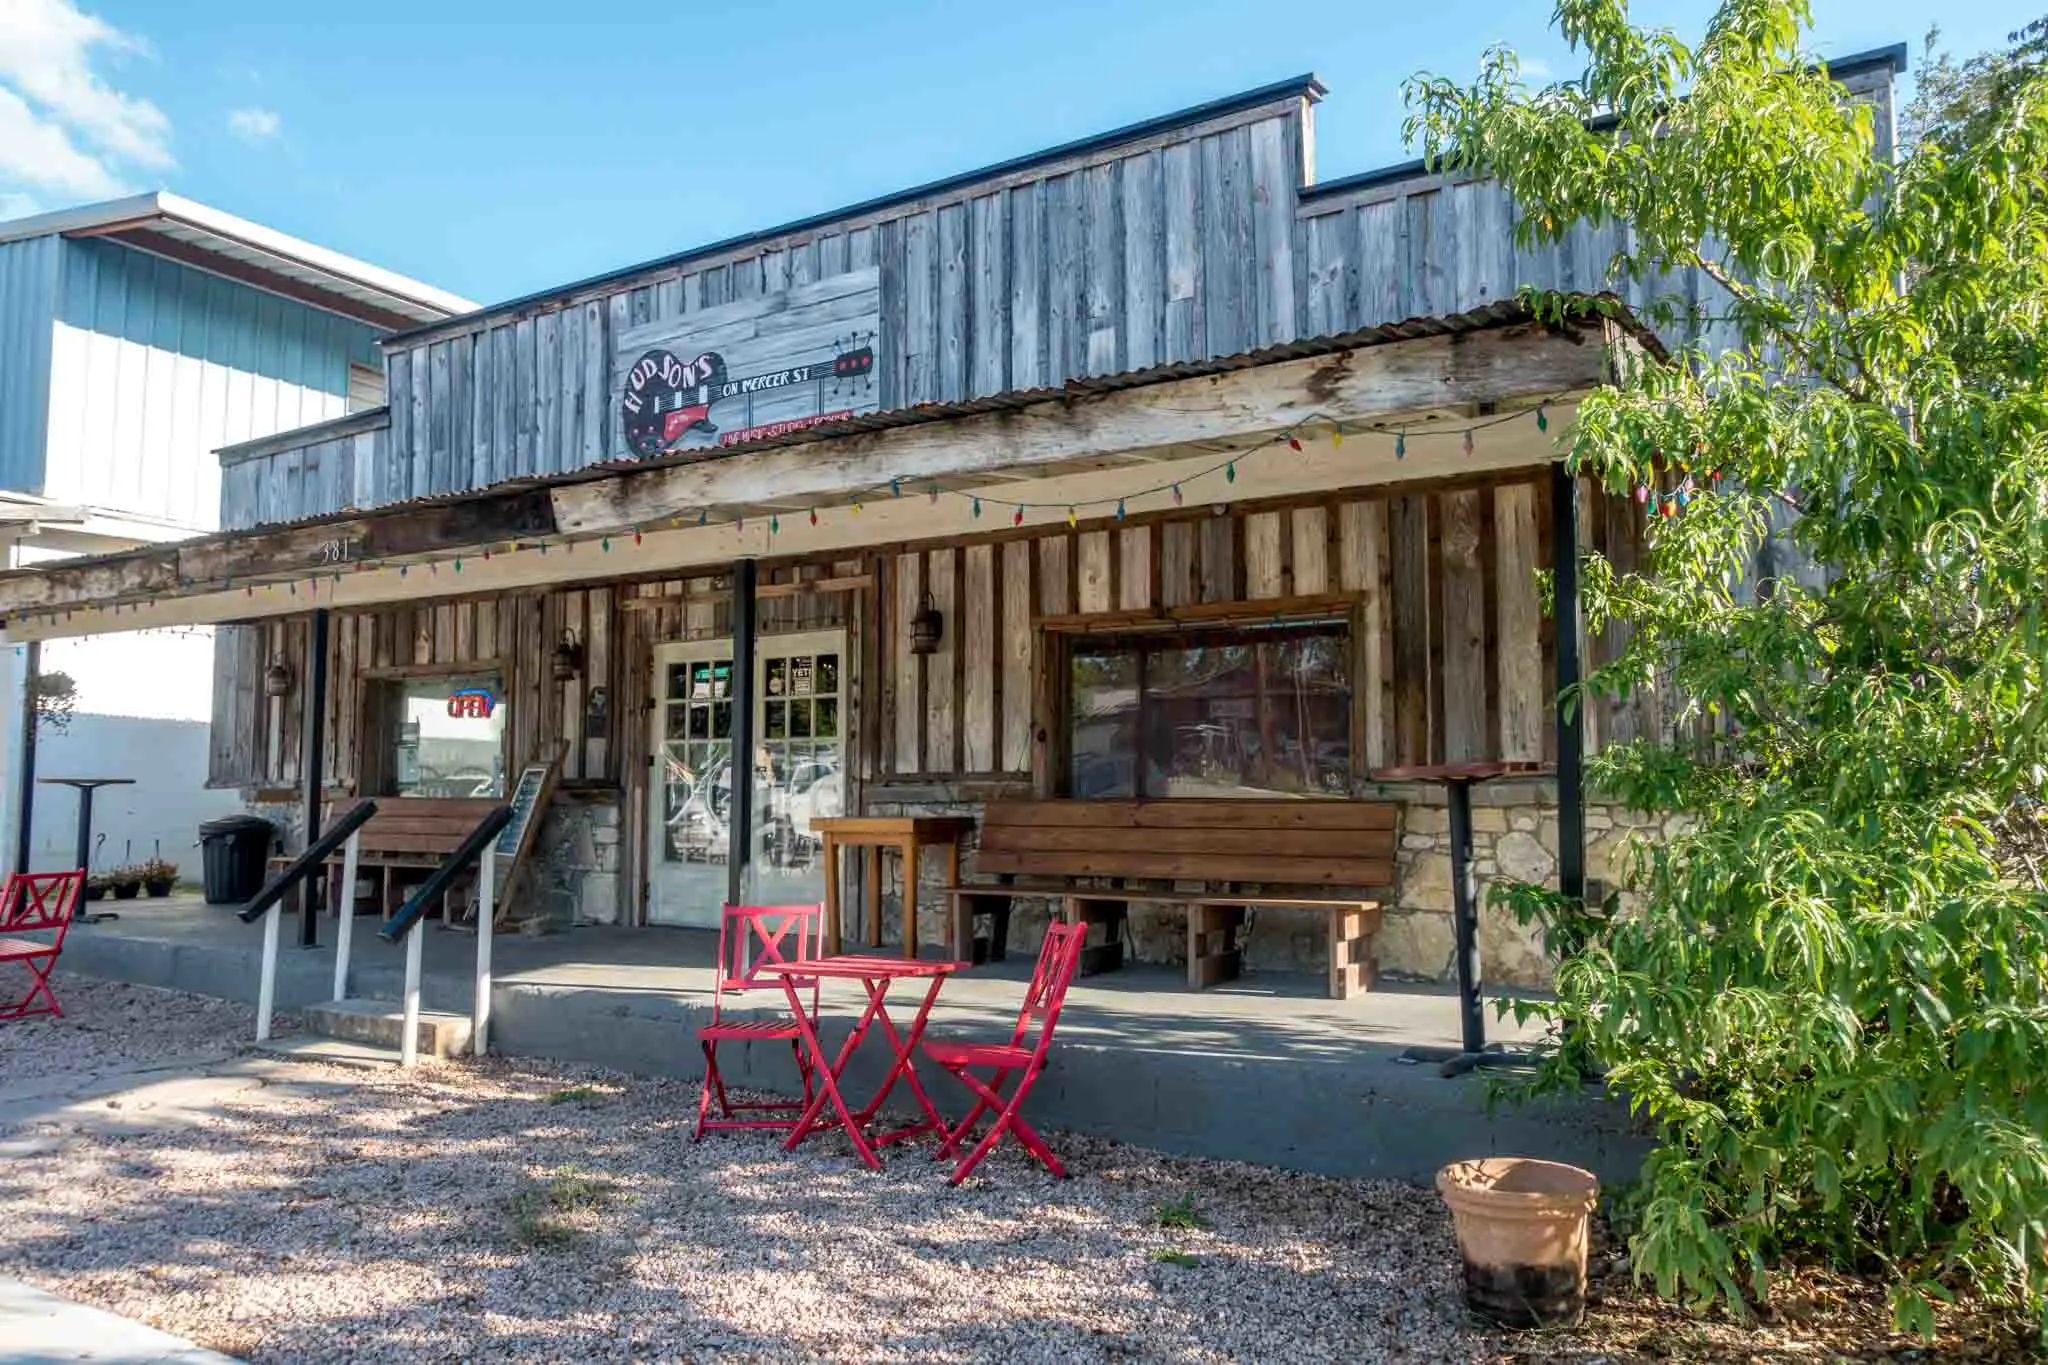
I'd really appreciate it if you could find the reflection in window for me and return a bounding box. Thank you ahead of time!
[1068,626,1349,799]
[388,674,506,798]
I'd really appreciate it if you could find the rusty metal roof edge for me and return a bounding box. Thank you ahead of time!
[0,295,1652,595]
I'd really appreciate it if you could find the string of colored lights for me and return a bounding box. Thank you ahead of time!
[25,395,1574,627]
[773,396,1564,535]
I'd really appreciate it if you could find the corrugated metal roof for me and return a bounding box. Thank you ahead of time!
[0,193,474,326]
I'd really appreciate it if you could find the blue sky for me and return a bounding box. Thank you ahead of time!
[0,0,2029,308]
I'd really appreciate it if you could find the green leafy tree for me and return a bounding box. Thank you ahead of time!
[31,671,75,734]
[1405,0,2048,1338]
[1903,15,2048,154]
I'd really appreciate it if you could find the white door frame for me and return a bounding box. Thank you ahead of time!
[645,629,847,926]
[647,638,735,927]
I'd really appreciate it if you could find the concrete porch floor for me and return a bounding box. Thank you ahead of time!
[53,897,1648,1184]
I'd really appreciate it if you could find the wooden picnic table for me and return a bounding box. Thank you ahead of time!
[762,954,967,1171]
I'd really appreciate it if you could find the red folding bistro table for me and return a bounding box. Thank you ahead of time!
[763,954,966,1171]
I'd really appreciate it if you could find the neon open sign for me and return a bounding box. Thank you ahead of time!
[447,687,497,720]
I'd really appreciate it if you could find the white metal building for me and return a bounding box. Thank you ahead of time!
[0,193,474,879]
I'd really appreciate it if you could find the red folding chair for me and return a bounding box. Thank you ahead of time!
[922,920,1086,1184]
[0,870,87,1022]
[693,902,823,1140]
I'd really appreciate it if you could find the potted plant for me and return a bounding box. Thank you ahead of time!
[107,866,143,901]
[139,857,178,898]
[1437,1158,1600,1328]
[83,874,108,902]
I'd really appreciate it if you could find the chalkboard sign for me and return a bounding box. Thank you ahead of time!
[496,764,547,857]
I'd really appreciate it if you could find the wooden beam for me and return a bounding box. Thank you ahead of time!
[0,324,1594,626]
[753,573,873,600]
[1037,591,1361,634]
[0,489,559,615]
[547,323,1604,537]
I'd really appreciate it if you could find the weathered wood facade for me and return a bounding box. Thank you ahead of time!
[210,51,1896,533]
[206,460,1653,936]
[210,558,866,924]
[866,476,1654,790]
[0,55,1902,979]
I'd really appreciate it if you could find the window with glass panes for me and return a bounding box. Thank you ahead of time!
[1068,624,1351,799]
[661,658,736,866]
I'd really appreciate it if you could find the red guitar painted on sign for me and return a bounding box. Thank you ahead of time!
[621,339,875,456]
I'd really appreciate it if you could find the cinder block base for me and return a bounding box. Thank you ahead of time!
[305,998,472,1058]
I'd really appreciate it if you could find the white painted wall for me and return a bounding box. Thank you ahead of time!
[23,711,240,878]
[1,546,236,878]
[43,318,349,533]
[0,625,236,879]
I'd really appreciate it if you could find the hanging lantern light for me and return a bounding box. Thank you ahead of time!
[552,628,585,683]
[909,592,944,656]
[263,657,293,697]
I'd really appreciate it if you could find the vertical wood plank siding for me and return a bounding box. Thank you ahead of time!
[220,98,1316,531]
[207,562,862,793]
[214,63,1901,534]
[866,474,1647,781]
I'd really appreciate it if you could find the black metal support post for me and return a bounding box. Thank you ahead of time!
[1551,461,1586,906]
[727,560,757,907]
[14,639,37,875]
[71,784,94,874]
[299,609,329,947]
[1447,777,1484,1054]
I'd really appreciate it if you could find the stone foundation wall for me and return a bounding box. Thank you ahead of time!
[861,791,1668,988]
[531,795,623,926]
[1382,796,1666,987]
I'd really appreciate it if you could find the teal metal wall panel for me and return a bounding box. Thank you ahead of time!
[46,238,383,528]
[0,235,62,496]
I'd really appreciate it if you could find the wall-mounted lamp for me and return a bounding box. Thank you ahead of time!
[263,657,293,697]
[909,592,944,656]
[551,627,585,683]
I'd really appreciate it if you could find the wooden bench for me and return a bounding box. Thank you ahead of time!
[945,800,1396,999]
[321,797,505,921]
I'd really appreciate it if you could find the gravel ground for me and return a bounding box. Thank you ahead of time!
[0,977,2035,1364]
[3,978,1498,1364]
[0,976,258,1085]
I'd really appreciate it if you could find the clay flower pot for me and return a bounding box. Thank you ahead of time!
[1437,1157,1600,1328]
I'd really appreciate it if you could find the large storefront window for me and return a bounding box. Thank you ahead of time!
[387,674,507,798]
[1070,625,1350,799]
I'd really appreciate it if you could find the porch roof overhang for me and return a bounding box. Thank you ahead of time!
[0,297,1653,642]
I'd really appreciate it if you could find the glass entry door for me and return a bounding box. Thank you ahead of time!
[647,631,846,927]
[753,630,845,908]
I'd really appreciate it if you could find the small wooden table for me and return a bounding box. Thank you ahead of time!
[810,816,974,958]
[1373,761,1550,1071]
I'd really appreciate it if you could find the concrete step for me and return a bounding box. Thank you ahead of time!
[248,1036,404,1070]
[302,998,473,1058]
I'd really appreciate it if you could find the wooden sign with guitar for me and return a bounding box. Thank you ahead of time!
[621,335,874,456]
[612,266,884,460]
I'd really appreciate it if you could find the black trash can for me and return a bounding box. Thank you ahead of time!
[198,814,275,905]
